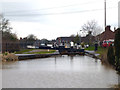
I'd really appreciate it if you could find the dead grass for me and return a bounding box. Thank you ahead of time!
[95,47,110,65]
[111,84,120,89]
[2,52,18,62]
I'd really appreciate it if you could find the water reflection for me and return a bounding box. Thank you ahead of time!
[2,55,119,88]
[95,59,98,63]
[70,55,74,60]
[54,56,57,65]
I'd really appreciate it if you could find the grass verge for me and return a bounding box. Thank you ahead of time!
[15,49,56,54]
[85,46,108,64]
[15,49,35,54]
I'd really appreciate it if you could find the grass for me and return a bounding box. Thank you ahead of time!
[85,46,108,59]
[15,49,56,54]
[85,46,95,51]
[26,51,56,54]
[85,46,106,51]
[85,46,107,54]
[96,48,108,64]
[96,47,108,56]
[15,49,35,54]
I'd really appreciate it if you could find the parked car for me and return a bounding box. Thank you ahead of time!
[102,40,114,48]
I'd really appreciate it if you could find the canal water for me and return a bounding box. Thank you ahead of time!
[2,55,119,88]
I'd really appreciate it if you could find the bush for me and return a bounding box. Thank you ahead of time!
[107,45,115,66]
[114,28,120,72]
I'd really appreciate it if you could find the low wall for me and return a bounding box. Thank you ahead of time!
[17,54,60,60]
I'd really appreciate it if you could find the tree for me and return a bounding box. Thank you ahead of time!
[0,18,19,52]
[40,39,48,45]
[0,18,18,41]
[26,34,37,45]
[70,34,75,37]
[114,28,120,71]
[74,33,80,45]
[81,20,102,36]
[27,34,37,40]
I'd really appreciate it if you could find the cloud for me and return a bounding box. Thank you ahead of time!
[1,0,119,39]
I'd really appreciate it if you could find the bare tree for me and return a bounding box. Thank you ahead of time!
[0,17,19,52]
[82,20,102,36]
[27,34,37,40]
[70,34,75,37]
[26,34,37,45]
[0,18,18,41]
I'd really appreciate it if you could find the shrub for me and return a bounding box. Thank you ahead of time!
[107,45,115,66]
[114,28,120,71]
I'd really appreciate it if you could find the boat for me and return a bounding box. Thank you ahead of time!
[58,46,84,55]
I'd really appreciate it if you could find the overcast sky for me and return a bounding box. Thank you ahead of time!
[0,0,120,40]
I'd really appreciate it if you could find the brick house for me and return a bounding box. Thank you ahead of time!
[56,36,95,46]
[96,26,115,42]
[81,34,95,44]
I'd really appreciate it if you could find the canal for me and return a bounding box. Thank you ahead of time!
[2,55,119,88]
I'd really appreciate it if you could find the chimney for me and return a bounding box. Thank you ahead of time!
[114,27,116,31]
[105,25,111,31]
[20,37,22,40]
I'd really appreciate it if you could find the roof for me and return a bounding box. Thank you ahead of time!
[96,26,115,41]
[56,37,75,42]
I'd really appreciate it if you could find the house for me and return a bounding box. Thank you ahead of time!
[96,26,115,42]
[56,37,75,46]
[33,39,56,48]
[81,34,95,44]
[56,35,95,46]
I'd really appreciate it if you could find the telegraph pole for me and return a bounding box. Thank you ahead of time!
[118,1,120,28]
[104,0,106,28]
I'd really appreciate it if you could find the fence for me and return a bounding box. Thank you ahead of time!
[2,42,20,53]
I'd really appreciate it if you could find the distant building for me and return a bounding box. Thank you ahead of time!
[96,26,115,42]
[20,37,37,49]
[19,37,28,49]
[56,36,95,46]
[56,37,75,46]
[81,34,95,44]
[33,39,56,48]
[33,40,41,47]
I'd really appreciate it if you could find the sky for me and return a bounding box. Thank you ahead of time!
[0,0,120,40]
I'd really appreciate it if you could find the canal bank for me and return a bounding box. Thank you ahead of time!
[16,53,60,60]
[15,50,102,60]
[15,48,85,60]
[85,50,110,65]
[85,50,100,59]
